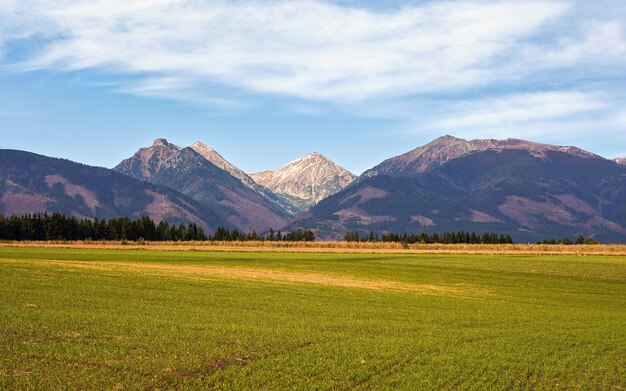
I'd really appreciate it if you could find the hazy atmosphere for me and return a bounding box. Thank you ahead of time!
[2,0,626,173]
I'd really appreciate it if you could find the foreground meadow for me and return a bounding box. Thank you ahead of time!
[0,246,624,389]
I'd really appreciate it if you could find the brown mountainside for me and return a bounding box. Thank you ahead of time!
[0,149,228,230]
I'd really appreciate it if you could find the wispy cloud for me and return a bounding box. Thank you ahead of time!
[0,0,625,144]
[4,0,623,101]
[396,89,626,150]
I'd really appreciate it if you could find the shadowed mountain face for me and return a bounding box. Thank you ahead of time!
[289,137,626,243]
[0,149,228,230]
[188,141,289,214]
[250,152,356,215]
[189,141,259,191]
[114,139,291,232]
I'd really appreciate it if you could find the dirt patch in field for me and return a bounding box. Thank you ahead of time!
[0,258,488,298]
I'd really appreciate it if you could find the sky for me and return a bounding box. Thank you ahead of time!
[1,0,625,174]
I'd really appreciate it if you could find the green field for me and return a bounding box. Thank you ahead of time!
[1,247,625,390]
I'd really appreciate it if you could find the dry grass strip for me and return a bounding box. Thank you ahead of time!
[0,258,489,299]
[2,241,626,255]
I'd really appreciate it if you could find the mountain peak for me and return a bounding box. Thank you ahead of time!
[295,152,327,162]
[189,141,214,152]
[615,157,626,166]
[152,138,171,147]
[188,141,232,172]
[430,134,463,145]
[114,139,192,181]
[250,153,356,214]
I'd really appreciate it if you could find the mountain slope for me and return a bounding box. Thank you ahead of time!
[362,135,599,178]
[289,138,626,242]
[188,141,289,213]
[250,153,356,214]
[188,141,259,190]
[616,157,626,166]
[114,139,291,232]
[0,149,228,230]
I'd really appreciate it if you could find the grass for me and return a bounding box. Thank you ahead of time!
[0,246,625,389]
[5,240,626,255]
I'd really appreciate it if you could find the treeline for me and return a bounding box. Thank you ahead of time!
[0,213,207,241]
[212,227,315,242]
[0,213,316,242]
[344,230,514,244]
[538,236,600,245]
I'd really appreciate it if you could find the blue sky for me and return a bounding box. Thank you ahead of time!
[1,0,625,174]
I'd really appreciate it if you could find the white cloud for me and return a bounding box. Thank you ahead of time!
[0,0,624,139]
[0,0,595,102]
[520,21,626,69]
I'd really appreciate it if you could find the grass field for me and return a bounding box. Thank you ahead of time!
[1,246,625,389]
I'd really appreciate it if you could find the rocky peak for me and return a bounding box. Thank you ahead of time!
[152,138,174,148]
[250,153,356,214]
[114,139,193,181]
[189,141,214,154]
[615,157,626,166]
[428,134,463,145]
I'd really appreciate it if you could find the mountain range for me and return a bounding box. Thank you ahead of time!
[2,135,625,242]
[289,136,626,242]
